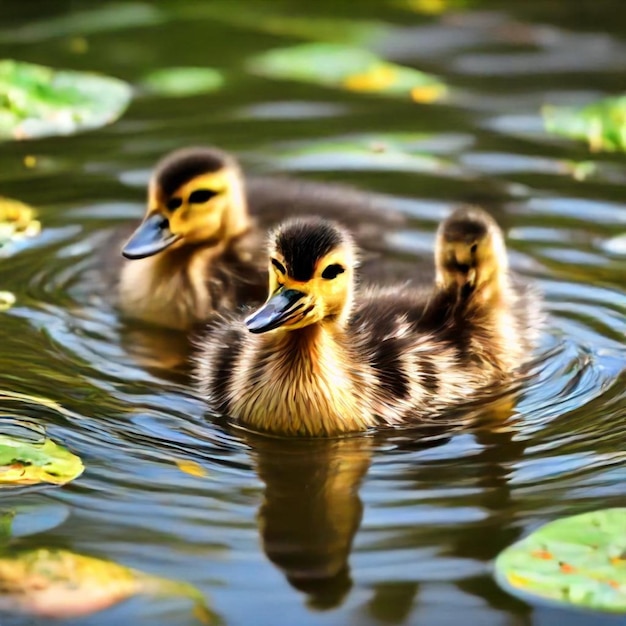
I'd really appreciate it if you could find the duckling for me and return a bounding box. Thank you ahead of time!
[430,205,542,373]
[194,208,540,437]
[117,146,405,330]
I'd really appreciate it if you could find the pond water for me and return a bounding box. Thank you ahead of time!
[1,0,625,624]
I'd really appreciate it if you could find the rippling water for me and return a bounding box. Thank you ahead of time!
[1,1,625,625]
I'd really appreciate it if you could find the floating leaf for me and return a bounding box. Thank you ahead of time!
[0,548,218,622]
[142,67,224,97]
[0,196,40,247]
[495,509,626,612]
[0,434,84,486]
[0,59,132,141]
[248,43,447,102]
[175,459,208,478]
[543,95,626,153]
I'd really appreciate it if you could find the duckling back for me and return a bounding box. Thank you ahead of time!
[111,148,409,331]
[194,210,542,436]
[432,206,543,373]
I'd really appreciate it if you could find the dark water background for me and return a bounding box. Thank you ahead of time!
[0,1,625,624]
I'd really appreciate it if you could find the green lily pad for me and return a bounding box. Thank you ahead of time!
[495,509,626,612]
[142,67,224,97]
[248,43,447,102]
[0,548,219,622]
[0,59,132,141]
[0,434,84,486]
[543,95,626,153]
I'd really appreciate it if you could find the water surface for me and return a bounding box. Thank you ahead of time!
[0,1,625,625]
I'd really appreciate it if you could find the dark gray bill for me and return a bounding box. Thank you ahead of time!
[122,213,181,259]
[245,288,306,334]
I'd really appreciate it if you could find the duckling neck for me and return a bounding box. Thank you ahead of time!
[232,323,373,436]
[118,239,230,330]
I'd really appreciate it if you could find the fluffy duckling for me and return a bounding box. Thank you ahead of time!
[117,147,405,330]
[118,148,263,330]
[194,208,540,437]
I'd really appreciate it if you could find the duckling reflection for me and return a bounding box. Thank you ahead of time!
[248,433,373,609]
[118,324,191,382]
[116,146,406,332]
[358,393,531,623]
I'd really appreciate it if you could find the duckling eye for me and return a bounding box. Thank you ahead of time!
[166,197,183,211]
[271,258,286,274]
[188,189,218,204]
[321,264,345,280]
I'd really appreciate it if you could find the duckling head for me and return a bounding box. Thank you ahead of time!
[122,147,249,259]
[435,206,508,294]
[245,218,356,334]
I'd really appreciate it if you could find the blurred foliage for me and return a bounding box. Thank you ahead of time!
[543,95,626,152]
[398,0,469,14]
[0,60,131,141]
[177,1,388,44]
[0,3,164,43]
[142,67,224,98]
[249,43,447,102]
[496,509,626,612]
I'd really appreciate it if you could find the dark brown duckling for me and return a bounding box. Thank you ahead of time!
[193,207,542,437]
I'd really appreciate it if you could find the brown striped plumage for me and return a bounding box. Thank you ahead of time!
[193,208,542,437]
[115,146,406,330]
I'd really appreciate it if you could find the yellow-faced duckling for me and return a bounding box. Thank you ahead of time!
[193,208,541,437]
[117,147,405,330]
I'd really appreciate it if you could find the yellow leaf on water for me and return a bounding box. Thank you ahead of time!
[175,459,208,478]
[410,84,447,103]
[0,196,41,246]
[0,548,218,622]
[343,65,398,92]
[402,0,456,14]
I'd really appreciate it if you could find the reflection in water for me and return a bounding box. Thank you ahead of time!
[119,323,191,382]
[246,390,528,615]
[249,434,372,609]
